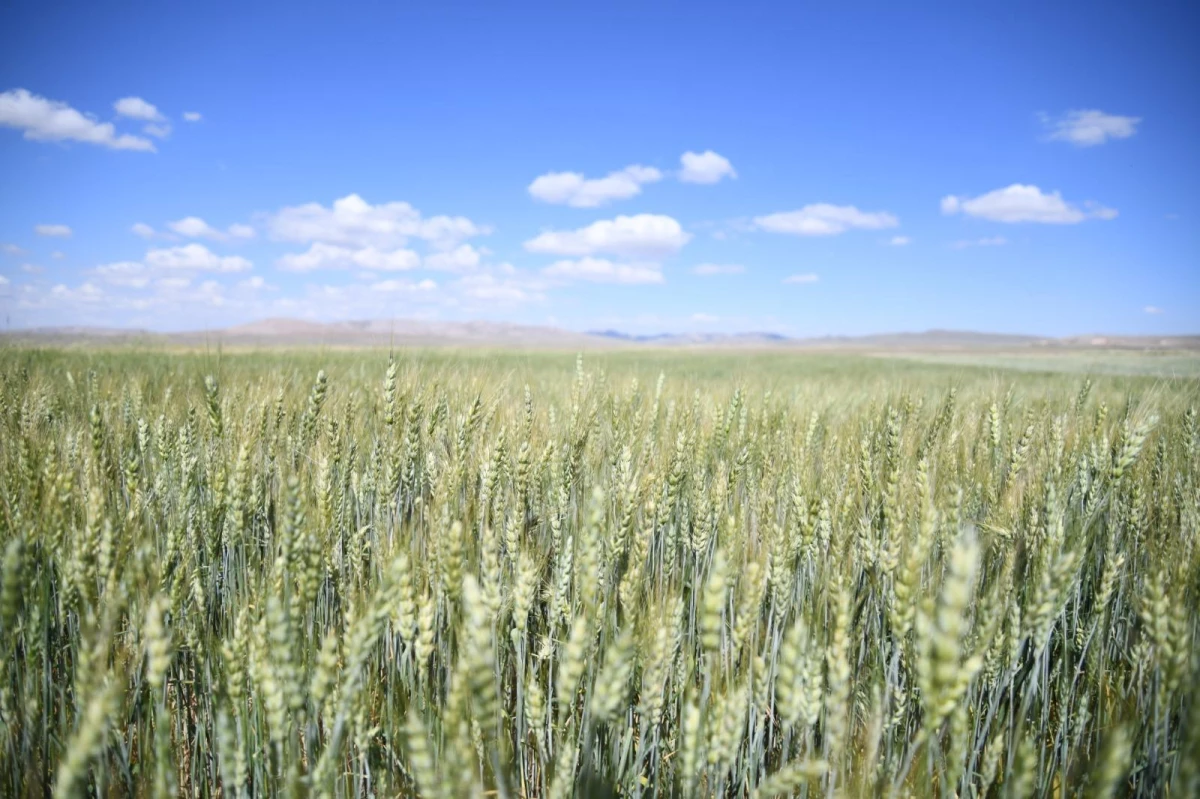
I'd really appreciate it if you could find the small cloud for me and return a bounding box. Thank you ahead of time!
[131,222,156,239]
[692,263,745,275]
[371,278,438,293]
[1143,305,1165,315]
[889,235,911,246]
[951,236,1008,249]
[238,276,273,290]
[168,217,221,239]
[525,214,690,258]
[21,263,43,274]
[113,97,164,122]
[0,275,9,286]
[1042,109,1140,147]
[142,123,171,139]
[227,223,255,239]
[50,250,65,259]
[942,184,1115,224]
[542,257,665,285]
[529,164,663,207]
[679,150,736,184]
[691,312,719,322]
[756,204,898,236]
[35,224,72,238]
[182,111,202,122]
[2,243,25,256]
[783,273,819,284]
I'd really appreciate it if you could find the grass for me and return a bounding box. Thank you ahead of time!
[0,345,1197,797]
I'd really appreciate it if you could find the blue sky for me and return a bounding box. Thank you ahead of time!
[1,1,1197,336]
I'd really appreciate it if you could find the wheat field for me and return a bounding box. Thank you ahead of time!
[0,348,1196,797]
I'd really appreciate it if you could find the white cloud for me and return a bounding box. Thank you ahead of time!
[131,222,156,239]
[0,89,155,151]
[692,263,745,275]
[35,224,72,238]
[755,204,898,236]
[0,275,9,286]
[227,223,255,239]
[525,214,690,258]
[371,278,438,293]
[156,277,192,290]
[453,271,545,304]
[238,276,269,290]
[783,273,819,284]
[95,261,150,287]
[1043,110,1140,147]
[889,236,911,246]
[951,236,1008,249]
[1143,305,1164,315]
[542,257,664,285]
[182,112,202,122]
[424,243,483,272]
[941,184,1116,224]
[113,97,163,122]
[691,313,719,322]
[529,164,662,207]
[277,242,420,272]
[679,150,736,184]
[168,217,221,238]
[21,263,43,274]
[2,243,24,256]
[51,250,65,259]
[142,123,171,139]
[145,243,252,272]
[266,194,488,249]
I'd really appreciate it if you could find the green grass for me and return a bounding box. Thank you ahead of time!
[0,346,1197,797]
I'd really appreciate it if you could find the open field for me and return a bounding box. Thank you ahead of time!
[878,351,1200,379]
[0,346,1197,796]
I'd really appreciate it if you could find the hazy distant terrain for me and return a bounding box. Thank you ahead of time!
[4,317,1199,357]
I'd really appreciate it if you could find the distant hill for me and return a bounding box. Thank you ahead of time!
[4,318,1198,351]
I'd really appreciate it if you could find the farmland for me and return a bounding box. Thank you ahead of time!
[0,346,1197,796]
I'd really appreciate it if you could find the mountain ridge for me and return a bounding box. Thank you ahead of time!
[4,318,1198,351]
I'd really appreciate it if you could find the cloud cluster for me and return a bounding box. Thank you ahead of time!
[278,243,421,273]
[1,89,156,151]
[267,194,488,250]
[941,184,1116,224]
[145,243,252,272]
[527,151,736,208]
[166,217,255,241]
